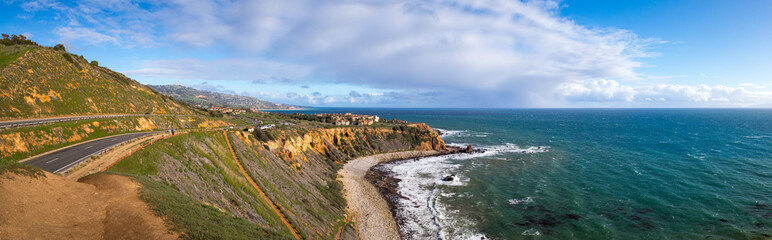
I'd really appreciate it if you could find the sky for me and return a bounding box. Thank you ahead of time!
[2,0,771,108]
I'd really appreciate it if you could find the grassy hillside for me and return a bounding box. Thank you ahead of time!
[109,125,445,239]
[0,44,196,119]
[110,131,293,239]
[150,85,302,110]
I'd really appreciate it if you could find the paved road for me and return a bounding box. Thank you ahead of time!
[0,114,141,129]
[23,132,157,173]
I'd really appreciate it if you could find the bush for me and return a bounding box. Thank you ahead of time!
[62,53,74,63]
[90,60,98,66]
[208,111,223,118]
[253,130,275,142]
[62,53,82,69]
[53,44,66,51]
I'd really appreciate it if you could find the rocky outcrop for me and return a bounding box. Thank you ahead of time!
[252,126,446,166]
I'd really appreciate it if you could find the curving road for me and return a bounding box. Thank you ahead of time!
[0,114,141,129]
[22,132,157,173]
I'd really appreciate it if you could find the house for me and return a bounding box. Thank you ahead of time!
[316,113,379,125]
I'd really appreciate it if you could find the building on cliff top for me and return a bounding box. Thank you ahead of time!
[315,113,379,125]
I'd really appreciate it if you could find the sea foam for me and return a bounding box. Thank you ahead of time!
[385,142,549,239]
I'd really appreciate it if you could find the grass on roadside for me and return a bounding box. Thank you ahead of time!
[0,158,43,179]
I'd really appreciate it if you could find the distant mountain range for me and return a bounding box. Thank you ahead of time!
[150,85,303,110]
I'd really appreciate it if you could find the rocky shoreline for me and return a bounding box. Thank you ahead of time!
[364,145,480,238]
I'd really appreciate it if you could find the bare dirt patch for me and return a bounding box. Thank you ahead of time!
[0,172,179,240]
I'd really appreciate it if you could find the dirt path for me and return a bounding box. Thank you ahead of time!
[334,216,350,240]
[222,131,302,239]
[338,150,441,240]
[0,172,179,240]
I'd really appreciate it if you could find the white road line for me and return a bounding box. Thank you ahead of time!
[84,146,92,149]
[46,158,59,163]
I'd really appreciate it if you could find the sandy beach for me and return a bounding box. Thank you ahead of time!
[338,150,443,240]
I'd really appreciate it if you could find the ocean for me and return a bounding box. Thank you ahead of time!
[278,108,772,239]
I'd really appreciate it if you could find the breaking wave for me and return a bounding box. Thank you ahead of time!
[383,142,550,239]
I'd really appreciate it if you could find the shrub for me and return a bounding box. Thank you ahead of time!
[62,53,74,63]
[53,44,66,51]
[90,60,98,66]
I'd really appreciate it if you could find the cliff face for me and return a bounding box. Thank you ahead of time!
[235,125,445,239]
[253,124,446,167]
[109,125,446,239]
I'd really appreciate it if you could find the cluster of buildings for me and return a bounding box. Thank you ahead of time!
[315,113,380,126]
[244,122,294,132]
[195,105,248,114]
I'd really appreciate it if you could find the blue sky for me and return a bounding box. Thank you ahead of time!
[2,0,771,108]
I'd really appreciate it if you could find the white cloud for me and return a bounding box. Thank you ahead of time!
[38,0,755,107]
[25,0,654,107]
[638,84,752,103]
[557,79,637,102]
[23,0,159,47]
[54,27,119,45]
[124,58,313,82]
[557,79,770,106]
[244,88,448,107]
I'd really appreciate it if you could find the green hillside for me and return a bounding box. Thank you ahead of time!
[150,84,302,110]
[0,43,196,120]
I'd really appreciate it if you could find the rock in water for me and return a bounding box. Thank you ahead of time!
[441,175,455,181]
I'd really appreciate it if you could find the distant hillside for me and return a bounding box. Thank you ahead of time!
[150,84,301,110]
[0,43,196,119]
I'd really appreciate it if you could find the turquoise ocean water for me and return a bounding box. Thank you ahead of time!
[280,108,772,239]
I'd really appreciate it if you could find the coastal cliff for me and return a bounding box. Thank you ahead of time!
[108,124,446,239]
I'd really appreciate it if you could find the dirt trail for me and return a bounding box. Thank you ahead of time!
[222,131,302,239]
[0,172,178,240]
[334,216,350,240]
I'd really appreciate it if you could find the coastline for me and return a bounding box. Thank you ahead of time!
[338,150,458,240]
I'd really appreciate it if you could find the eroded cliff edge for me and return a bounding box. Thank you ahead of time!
[108,124,447,239]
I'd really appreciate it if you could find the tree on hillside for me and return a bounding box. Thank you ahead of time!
[53,44,66,51]
[0,33,38,46]
[90,60,98,66]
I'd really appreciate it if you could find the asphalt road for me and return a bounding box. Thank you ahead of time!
[0,114,140,129]
[22,132,156,173]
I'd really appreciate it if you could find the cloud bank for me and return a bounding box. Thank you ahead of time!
[18,0,768,107]
[557,79,769,107]
[151,0,648,106]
